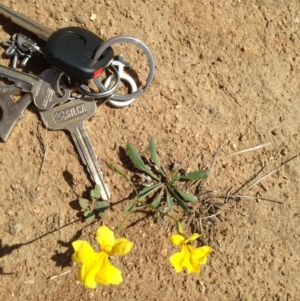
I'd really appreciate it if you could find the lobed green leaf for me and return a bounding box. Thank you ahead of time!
[94,201,110,210]
[79,198,89,210]
[150,188,164,208]
[180,170,209,181]
[90,184,101,199]
[167,173,181,185]
[166,190,174,210]
[138,182,163,198]
[127,143,160,181]
[83,210,93,217]
[173,186,198,202]
[85,214,96,223]
[106,161,127,177]
[168,187,189,211]
[124,202,137,212]
[149,137,166,176]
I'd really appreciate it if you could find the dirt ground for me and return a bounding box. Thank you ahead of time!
[0,0,300,300]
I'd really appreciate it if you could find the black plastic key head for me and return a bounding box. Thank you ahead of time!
[45,27,114,79]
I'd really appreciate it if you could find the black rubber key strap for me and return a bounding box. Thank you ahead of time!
[45,27,114,79]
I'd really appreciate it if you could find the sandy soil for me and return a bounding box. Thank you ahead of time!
[0,0,300,300]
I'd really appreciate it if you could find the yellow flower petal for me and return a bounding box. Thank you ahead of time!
[77,263,89,283]
[96,225,115,253]
[193,245,213,265]
[170,244,213,275]
[169,234,185,245]
[72,226,133,288]
[169,249,185,273]
[72,240,100,265]
[76,252,106,289]
[110,238,133,256]
[95,253,123,286]
[184,233,200,244]
[78,263,97,289]
[180,244,200,274]
[180,245,199,274]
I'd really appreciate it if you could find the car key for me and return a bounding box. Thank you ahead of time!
[0,3,114,79]
[37,98,110,200]
[0,65,70,110]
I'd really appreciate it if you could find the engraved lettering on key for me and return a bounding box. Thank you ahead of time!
[0,66,71,110]
[38,98,110,200]
[42,87,54,109]
[53,104,87,123]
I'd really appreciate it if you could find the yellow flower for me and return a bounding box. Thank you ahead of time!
[72,225,133,289]
[169,230,213,274]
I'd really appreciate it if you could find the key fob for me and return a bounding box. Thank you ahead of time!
[45,27,114,79]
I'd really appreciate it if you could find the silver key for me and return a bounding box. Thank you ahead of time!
[0,4,54,41]
[38,98,110,201]
[0,65,70,110]
[0,84,31,141]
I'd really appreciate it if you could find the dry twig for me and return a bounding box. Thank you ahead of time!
[197,153,298,244]
[37,122,49,184]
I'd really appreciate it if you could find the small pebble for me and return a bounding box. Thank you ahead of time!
[7,210,14,217]
[199,280,206,293]
[280,149,287,156]
[271,129,278,136]
[9,224,20,235]
[76,16,87,24]
[90,13,97,21]
[161,249,168,257]
[24,280,35,284]
[11,184,18,190]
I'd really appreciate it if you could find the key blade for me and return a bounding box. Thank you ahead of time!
[69,125,111,201]
[38,98,111,201]
[0,4,53,41]
[0,65,41,96]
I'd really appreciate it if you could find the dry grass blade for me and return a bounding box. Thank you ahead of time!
[225,142,271,158]
[199,217,206,244]
[49,270,71,280]
[242,154,299,194]
[198,153,299,245]
[200,207,225,220]
[214,194,283,204]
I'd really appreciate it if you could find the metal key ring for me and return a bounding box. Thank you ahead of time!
[103,72,137,107]
[93,36,155,101]
[77,64,120,98]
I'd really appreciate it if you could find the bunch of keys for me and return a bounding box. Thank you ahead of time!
[0,4,155,200]
[0,3,155,104]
